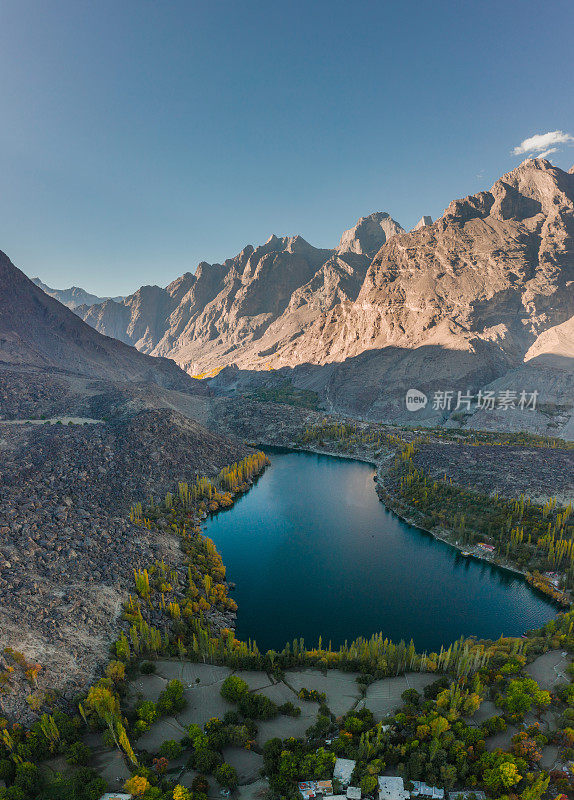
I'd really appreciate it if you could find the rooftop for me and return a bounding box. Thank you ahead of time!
[377,776,409,800]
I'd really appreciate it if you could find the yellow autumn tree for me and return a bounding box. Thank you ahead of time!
[124,774,151,796]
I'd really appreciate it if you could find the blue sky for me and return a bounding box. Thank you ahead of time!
[0,0,573,296]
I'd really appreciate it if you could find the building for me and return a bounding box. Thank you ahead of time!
[298,779,334,798]
[346,788,361,800]
[98,795,132,800]
[334,758,356,787]
[450,792,486,800]
[544,571,561,587]
[476,543,495,553]
[410,782,444,799]
[377,776,409,800]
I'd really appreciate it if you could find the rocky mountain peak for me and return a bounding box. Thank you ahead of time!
[412,215,433,231]
[337,212,404,256]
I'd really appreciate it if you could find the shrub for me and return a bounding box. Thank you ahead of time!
[279,701,301,717]
[238,692,279,720]
[297,687,326,703]
[140,661,156,674]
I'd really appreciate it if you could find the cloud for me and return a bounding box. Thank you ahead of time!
[536,147,558,159]
[512,130,574,157]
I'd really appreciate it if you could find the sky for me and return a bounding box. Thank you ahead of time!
[0,0,573,296]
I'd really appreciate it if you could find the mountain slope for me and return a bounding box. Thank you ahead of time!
[281,158,574,368]
[0,250,202,392]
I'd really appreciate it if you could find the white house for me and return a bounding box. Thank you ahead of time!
[411,782,445,799]
[377,776,409,800]
[98,794,132,800]
[450,793,486,800]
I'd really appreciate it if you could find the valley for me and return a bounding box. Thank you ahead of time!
[0,159,573,800]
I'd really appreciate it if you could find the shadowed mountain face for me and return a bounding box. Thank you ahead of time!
[0,251,204,393]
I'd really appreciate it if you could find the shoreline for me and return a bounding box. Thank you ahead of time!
[257,439,567,611]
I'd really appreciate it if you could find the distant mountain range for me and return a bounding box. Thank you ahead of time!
[31,277,124,309]
[13,159,574,436]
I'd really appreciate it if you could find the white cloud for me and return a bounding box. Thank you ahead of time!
[512,130,574,157]
[536,147,558,159]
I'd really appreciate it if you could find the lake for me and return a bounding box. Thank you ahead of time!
[204,448,558,653]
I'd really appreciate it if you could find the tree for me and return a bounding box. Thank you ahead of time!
[520,774,550,800]
[173,786,192,800]
[430,716,450,737]
[360,774,378,794]
[220,675,249,702]
[503,678,550,717]
[66,741,91,765]
[67,767,107,800]
[192,747,222,774]
[105,660,126,683]
[136,700,158,725]
[13,762,42,794]
[157,679,186,714]
[159,739,183,760]
[215,763,238,789]
[483,758,520,793]
[124,774,151,796]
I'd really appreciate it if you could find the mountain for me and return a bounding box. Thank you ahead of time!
[31,277,123,309]
[0,250,204,394]
[78,211,404,373]
[412,215,433,230]
[75,159,574,435]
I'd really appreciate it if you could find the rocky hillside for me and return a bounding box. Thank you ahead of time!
[73,160,574,436]
[0,409,249,723]
[0,250,203,394]
[31,277,123,309]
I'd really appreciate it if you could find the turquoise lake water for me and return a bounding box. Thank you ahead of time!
[203,448,558,653]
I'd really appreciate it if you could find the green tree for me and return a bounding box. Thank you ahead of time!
[215,763,238,789]
[159,739,183,759]
[220,675,249,702]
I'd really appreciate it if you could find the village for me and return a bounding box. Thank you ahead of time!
[296,758,452,799]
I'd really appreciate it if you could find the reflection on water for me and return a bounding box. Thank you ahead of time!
[204,448,557,652]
